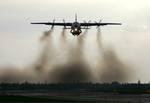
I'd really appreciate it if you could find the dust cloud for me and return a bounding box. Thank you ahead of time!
[49,29,93,83]
[60,28,67,45]
[0,28,131,83]
[96,27,130,82]
[34,28,55,72]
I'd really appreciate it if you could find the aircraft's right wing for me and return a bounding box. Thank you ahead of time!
[80,23,121,26]
[31,22,72,26]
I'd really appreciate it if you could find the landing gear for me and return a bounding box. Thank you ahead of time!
[70,29,82,36]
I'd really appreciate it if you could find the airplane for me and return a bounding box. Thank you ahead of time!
[31,14,121,36]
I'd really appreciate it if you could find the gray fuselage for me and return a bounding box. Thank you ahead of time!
[70,22,82,36]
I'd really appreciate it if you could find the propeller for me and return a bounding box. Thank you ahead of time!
[96,19,102,28]
[63,19,66,29]
[83,20,91,29]
[51,18,55,29]
[99,19,102,23]
[53,18,55,23]
[83,20,86,23]
[83,20,91,24]
[95,19,102,23]
[63,19,65,23]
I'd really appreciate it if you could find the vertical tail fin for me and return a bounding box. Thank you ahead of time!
[75,14,77,22]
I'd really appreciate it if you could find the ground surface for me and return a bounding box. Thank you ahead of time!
[1,92,150,103]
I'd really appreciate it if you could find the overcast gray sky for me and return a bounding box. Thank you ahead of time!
[0,0,150,82]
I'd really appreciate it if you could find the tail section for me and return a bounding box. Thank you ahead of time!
[75,14,77,22]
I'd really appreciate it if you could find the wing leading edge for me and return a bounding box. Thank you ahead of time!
[80,23,121,26]
[31,22,121,26]
[31,22,72,26]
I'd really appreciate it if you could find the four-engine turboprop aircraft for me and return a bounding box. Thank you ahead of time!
[31,14,121,36]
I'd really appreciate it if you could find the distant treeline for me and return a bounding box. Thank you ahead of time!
[0,81,150,94]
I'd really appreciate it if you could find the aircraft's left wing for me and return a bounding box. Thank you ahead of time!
[80,23,121,26]
[31,22,72,26]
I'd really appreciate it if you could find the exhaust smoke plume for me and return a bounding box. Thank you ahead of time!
[0,28,56,83]
[0,66,38,83]
[97,27,102,47]
[34,28,55,72]
[98,47,130,82]
[60,28,67,45]
[96,27,130,82]
[49,30,93,83]
[0,28,131,83]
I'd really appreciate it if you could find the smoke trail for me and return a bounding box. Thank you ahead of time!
[30,27,93,83]
[40,27,54,42]
[0,66,38,83]
[49,62,92,83]
[49,30,93,83]
[0,28,56,83]
[96,27,130,82]
[99,47,130,82]
[33,28,55,72]
[0,26,131,83]
[60,28,67,45]
[0,27,93,83]
[77,29,88,49]
[83,29,88,35]
[97,27,102,48]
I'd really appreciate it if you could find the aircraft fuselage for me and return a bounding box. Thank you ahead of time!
[70,22,82,36]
